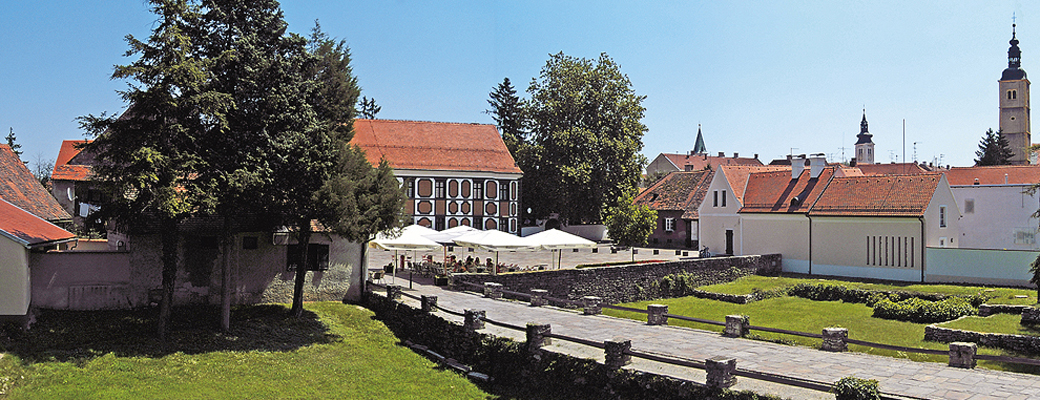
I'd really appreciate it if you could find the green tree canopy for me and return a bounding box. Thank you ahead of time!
[604,191,657,248]
[975,128,1015,166]
[485,77,527,155]
[522,52,648,225]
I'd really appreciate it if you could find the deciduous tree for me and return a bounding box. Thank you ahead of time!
[604,190,657,249]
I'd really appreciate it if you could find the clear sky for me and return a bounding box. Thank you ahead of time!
[0,1,1032,170]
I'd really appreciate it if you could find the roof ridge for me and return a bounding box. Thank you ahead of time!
[356,118,492,127]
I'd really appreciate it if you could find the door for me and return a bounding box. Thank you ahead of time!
[725,229,734,255]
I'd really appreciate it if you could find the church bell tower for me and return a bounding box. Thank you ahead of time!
[1000,23,1031,164]
[855,110,875,165]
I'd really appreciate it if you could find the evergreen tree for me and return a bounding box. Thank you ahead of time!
[5,128,23,159]
[525,52,648,225]
[485,77,527,155]
[975,128,1015,166]
[358,96,381,119]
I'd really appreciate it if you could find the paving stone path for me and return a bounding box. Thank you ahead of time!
[383,275,1040,400]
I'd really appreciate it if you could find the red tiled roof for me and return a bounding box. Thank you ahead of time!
[944,165,1040,186]
[0,198,74,247]
[855,163,929,176]
[0,145,71,222]
[740,168,835,214]
[809,173,942,217]
[661,153,763,171]
[351,119,522,175]
[52,140,93,182]
[717,165,790,202]
[632,170,714,220]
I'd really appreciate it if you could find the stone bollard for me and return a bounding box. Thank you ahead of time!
[582,296,602,315]
[705,356,737,388]
[421,295,438,313]
[464,309,486,331]
[821,327,848,352]
[530,289,549,307]
[483,282,503,299]
[949,342,977,369]
[604,338,632,369]
[724,315,749,338]
[647,304,669,325]
[526,323,552,353]
[386,285,402,301]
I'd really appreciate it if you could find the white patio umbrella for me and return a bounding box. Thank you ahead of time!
[424,225,479,245]
[370,225,442,282]
[525,229,597,269]
[453,230,538,275]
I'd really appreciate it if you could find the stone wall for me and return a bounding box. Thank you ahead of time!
[925,324,1040,354]
[451,254,781,304]
[978,304,1032,317]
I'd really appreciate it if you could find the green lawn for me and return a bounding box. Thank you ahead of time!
[0,303,491,400]
[699,275,1037,305]
[604,295,1040,374]
[938,314,1040,337]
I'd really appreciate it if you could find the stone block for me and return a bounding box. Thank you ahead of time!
[526,322,552,352]
[949,342,977,369]
[484,282,503,299]
[421,295,438,313]
[386,285,402,301]
[821,327,848,352]
[464,309,485,331]
[582,296,602,315]
[724,315,749,338]
[604,338,632,369]
[530,289,548,307]
[705,356,737,388]
[647,304,669,325]
[1022,307,1040,325]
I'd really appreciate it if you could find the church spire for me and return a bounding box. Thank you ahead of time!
[692,124,707,154]
[1002,22,1028,80]
[856,109,873,145]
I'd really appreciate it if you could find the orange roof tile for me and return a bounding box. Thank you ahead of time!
[0,145,71,222]
[944,165,1040,186]
[809,173,942,217]
[855,163,929,176]
[740,168,835,214]
[633,170,714,219]
[0,198,74,247]
[351,119,522,175]
[52,140,93,182]
[661,153,763,171]
[717,165,790,202]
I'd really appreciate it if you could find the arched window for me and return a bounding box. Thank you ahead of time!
[1009,89,1018,100]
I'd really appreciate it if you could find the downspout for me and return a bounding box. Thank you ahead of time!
[919,216,925,283]
[807,214,812,275]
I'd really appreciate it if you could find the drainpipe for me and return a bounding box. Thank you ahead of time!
[807,215,812,275]
[919,216,925,283]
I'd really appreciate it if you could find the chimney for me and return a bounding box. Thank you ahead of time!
[809,153,826,178]
[733,152,739,158]
[718,151,725,157]
[791,154,806,179]
[754,153,759,159]
[1005,173,1009,184]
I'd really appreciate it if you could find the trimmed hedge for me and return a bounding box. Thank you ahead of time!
[872,297,976,323]
[832,376,880,400]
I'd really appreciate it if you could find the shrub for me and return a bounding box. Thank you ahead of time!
[871,297,975,323]
[788,283,872,303]
[832,376,880,400]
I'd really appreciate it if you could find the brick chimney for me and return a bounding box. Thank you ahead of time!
[809,153,826,179]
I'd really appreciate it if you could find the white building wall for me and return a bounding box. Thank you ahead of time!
[742,214,808,273]
[952,185,1040,250]
[0,238,30,316]
[810,216,924,282]
[697,169,743,255]
[924,175,961,248]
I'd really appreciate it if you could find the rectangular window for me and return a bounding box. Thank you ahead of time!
[963,199,974,214]
[721,190,727,207]
[1015,228,1037,244]
[407,179,415,198]
[286,243,330,271]
[664,217,675,232]
[500,182,509,200]
[435,180,445,198]
[474,181,484,200]
[713,191,719,207]
[939,206,947,228]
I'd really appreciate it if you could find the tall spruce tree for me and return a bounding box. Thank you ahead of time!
[5,128,22,159]
[79,0,214,339]
[975,128,1015,166]
[485,77,526,155]
[358,96,381,119]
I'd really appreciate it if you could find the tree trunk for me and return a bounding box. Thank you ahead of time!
[157,217,179,341]
[290,222,311,318]
[349,240,369,303]
[219,217,233,332]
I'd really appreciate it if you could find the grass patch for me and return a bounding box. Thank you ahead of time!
[699,275,1036,305]
[939,314,1040,337]
[0,303,490,399]
[603,296,1040,374]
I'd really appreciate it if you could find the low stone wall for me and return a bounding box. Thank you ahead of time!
[1023,307,1040,324]
[689,289,754,304]
[451,254,781,304]
[925,324,1040,354]
[978,304,1032,317]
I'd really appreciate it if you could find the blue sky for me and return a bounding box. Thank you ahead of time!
[0,1,1031,169]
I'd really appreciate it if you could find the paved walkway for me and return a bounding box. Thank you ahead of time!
[379,274,1040,400]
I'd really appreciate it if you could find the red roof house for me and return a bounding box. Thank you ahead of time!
[0,144,71,224]
[632,170,714,248]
